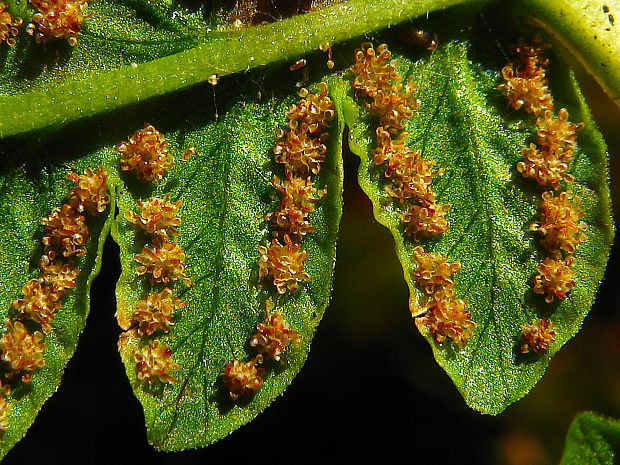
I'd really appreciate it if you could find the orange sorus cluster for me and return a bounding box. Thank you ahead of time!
[119,125,188,386]
[222,84,331,400]
[0,167,108,434]
[350,43,471,346]
[125,194,182,239]
[8,167,108,338]
[532,255,575,304]
[532,191,587,256]
[222,359,265,401]
[249,301,300,363]
[0,386,9,434]
[498,38,553,116]
[529,190,586,307]
[520,319,557,354]
[273,83,334,176]
[499,40,583,189]
[0,2,22,46]
[222,300,300,400]
[117,123,174,183]
[26,0,89,46]
[134,238,191,286]
[0,320,45,383]
[518,108,583,189]
[259,83,333,292]
[350,42,448,240]
[258,235,309,294]
[520,109,584,187]
[133,339,179,385]
[499,38,587,353]
[267,174,326,239]
[124,288,187,337]
[411,247,475,347]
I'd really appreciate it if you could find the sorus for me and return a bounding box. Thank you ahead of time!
[273,128,327,177]
[222,357,265,401]
[0,320,45,383]
[415,296,475,348]
[533,255,576,303]
[531,191,587,254]
[268,174,326,238]
[350,43,419,135]
[411,246,461,295]
[125,194,183,241]
[128,288,187,336]
[370,83,418,135]
[0,3,22,46]
[117,124,173,183]
[401,202,450,241]
[498,38,553,116]
[517,143,573,189]
[11,278,63,333]
[521,319,556,353]
[133,339,179,385]
[38,254,78,293]
[513,38,551,79]
[250,310,300,362]
[385,155,440,204]
[271,174,326,212]
[274,83,334,177]
[258,234,310,294]
[286,83,334,134]
[27,0,89,46]
[66,167,110,215]
[536,108,583,156]
[41,204,88,257]
[498,65,553,115]
[372,127,409,167]
[350,43,401,98]
[134,238,191,286]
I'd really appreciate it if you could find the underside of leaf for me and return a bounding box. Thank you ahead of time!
[560,412,620,465]
[111,76,344,449]
[340,15,614,414]
[0,0,616,458]
[0,146,117,457]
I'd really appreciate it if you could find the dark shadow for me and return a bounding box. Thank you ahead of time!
[15,37,75,83]
[1,66,279,175]
[512,338,543,365]
[0,46,8,73]
[213,375,254,414]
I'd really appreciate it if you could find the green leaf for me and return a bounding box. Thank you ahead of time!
[511,0,620,109]
[0,148,117,457]
[1,0,207,95]
[0,0,616,457]
[110,78,344,449]
[560,412,620,465]
[0,69,343,453]
[341,19,614,413]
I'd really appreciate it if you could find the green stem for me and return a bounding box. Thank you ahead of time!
[0,0,491,139]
